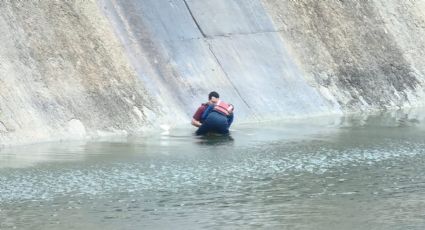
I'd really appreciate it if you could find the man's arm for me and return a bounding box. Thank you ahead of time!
[191,118,202,127]
[191,105,206,127]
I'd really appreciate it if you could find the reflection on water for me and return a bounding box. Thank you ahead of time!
[1,109,425,229]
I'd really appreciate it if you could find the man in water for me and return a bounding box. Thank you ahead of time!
[191,92,219,127]
[195,92,234,135]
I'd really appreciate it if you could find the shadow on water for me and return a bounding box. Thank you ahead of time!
[195,133,235,146]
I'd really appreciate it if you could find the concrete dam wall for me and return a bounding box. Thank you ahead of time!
[1,0,425,145]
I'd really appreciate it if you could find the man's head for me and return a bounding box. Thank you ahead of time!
[208,91,219,103]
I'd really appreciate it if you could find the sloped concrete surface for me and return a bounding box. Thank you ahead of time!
[0,1,157,145]
[2,0,425,145]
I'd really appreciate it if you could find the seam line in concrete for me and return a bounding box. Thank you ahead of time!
[169,30,287,42]
[182,0,207,38]
[206,42,258,120]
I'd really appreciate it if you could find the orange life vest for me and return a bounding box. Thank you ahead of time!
[214,100,233,116]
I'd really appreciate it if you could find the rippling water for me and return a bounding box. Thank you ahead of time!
[1,110,425,229]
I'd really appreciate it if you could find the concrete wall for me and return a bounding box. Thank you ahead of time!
[99,0,339,122]
[262,0,425,110]
[2,0,425,145]
[0,1,158,145]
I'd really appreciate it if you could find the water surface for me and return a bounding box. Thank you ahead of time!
[1,110,425,229]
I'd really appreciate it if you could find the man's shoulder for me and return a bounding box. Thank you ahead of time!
[193,104,208,120]
[198,103,210,109]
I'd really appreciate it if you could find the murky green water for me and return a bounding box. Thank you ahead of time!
[1,110,425,229]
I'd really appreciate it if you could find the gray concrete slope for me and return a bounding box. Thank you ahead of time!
[0,1,158,145]
[262,0,425,110]
[99,0,339,124]
[3,0,425,145]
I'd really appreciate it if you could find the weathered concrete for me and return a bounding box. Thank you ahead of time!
[100,0,338,122]
[0,1,158,145]
[99,0,256,122]
[2,0,425,145]
[262,0,425,110]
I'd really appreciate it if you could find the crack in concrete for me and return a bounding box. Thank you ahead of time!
[171,29,285,42]
[206,29,283,39]
[0,120,8,133]
[182,0,283,40]
[181,0,257,119]
[182,1,273,120]
[206,41,259,120]
[182,0,207,38]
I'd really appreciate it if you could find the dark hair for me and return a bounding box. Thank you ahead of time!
[208,91,219,100]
